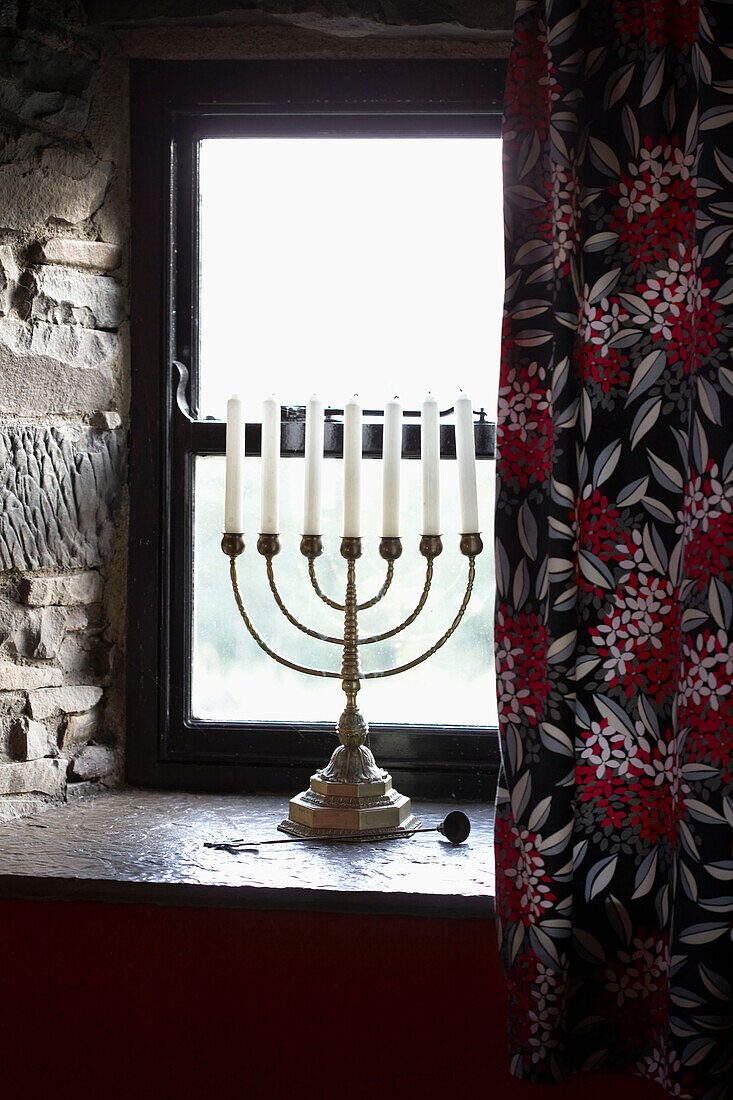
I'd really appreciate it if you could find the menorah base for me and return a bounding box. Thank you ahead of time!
[279,773,420,839]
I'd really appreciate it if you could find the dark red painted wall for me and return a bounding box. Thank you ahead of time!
[0,900,666,1099]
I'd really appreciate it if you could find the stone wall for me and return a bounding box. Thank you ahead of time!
[0,0,510,820]
[1,2,129,820]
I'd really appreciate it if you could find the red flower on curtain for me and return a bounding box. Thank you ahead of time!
[495,1,733,1095]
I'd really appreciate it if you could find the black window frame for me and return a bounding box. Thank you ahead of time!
[127,59,504,799]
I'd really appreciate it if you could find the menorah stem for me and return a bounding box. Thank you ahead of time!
[340,556,361,717]
[318,548,385,785]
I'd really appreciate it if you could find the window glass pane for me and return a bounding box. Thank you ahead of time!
[192,455,497,727]
[194,134,501,732]
[198,138,503,419]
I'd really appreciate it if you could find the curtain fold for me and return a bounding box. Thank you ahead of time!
[495,1,733,1095]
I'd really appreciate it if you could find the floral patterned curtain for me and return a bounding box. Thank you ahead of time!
[494,1,733,1096]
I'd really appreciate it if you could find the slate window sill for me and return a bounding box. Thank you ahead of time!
[0,789,495,918]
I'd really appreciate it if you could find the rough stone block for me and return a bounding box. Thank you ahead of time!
[67,743,115,782]
[0,603,67,660]
[0,758,64,796]
[0,661,63,691]
[65,778,110,803]
[58,634,95,674]
[0,692,25,717]
[91,410,121,430]
[0,426,125,570]
[0,37,96,132]
[59,705,99,751]
[0,794,56,823]
[64,607,88,633]
[27,684,103,720]
[0,608,33,658]
[30,267,124,330]
[0,319,117,414]
[91,188,126,249]
[0,601,26,654]
[29,238,121,272]
[0,715,12,756]
[64,605,103,633]
[20,572,103,607]
[0,141,110,229]
[9,716,49,761]
[0,244,20,315]
[32,606,68,659]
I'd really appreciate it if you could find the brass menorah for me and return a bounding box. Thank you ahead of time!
[221,530,483,839]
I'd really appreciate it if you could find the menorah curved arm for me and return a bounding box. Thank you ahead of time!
[229,559,341,679]
[307,558,394,612]
[356,562,395,610]
[361,557,476,679]
[358,560,434,645]
[265,558,343,646]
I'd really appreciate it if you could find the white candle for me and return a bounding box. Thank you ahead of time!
[260,395,279,534]
[382,398,402,538]
[224,394,246,533]
[343,396,362,538]
[421,394,440,536]
[304,396,324,535]
[455,392,479,533]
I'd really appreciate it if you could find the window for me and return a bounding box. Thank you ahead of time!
[128,60,505,798]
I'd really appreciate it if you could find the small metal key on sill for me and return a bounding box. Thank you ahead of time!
[204,810,471,854]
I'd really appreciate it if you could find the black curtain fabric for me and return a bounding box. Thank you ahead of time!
[494,1,733,1095]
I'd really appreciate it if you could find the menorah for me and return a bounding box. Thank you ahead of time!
[222,393,484,839]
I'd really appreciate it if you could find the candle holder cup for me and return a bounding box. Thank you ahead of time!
[222,530,483,839]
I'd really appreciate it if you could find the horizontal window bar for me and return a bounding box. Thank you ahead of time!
[185,419,496,459]
[316,405,492,420]
[169,720,502,773]
[174,112,503,146]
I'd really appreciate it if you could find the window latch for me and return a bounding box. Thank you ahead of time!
[173,360,194,423]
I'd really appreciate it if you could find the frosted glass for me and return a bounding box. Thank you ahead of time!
[192,456,497,727]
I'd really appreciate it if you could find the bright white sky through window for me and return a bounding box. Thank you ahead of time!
[198,138,503,418]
